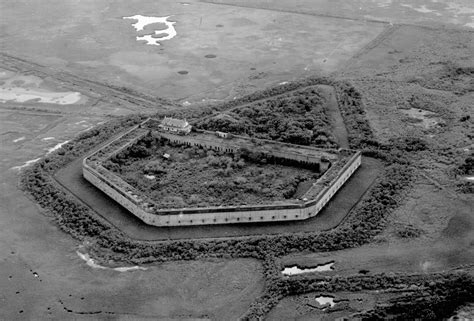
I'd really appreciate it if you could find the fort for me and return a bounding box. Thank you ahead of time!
[82,118,361,226]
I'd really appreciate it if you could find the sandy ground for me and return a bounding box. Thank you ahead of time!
[0,0,385,102]
[206,0,474,28]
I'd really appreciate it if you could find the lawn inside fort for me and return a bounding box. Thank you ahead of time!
[1,0,473,320]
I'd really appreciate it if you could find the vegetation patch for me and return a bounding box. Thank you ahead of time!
[456,152,474,176]
[355,273,474,320]
[103,134,320,208]
[419,63,474,96]
[243,271,474,320]
[395,224,423,238]
[454,152,474,194]
[195,86,338,147]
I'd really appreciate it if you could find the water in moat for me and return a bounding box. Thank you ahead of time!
[76,251,147,272]
[282,261,335,276]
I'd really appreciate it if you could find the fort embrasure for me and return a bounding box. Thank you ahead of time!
[83,118,361,226]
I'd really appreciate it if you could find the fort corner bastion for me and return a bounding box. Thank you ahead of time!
[82,118,362,226]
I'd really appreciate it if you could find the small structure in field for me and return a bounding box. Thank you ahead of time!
[158,117,192,135]
[216,131,230,138]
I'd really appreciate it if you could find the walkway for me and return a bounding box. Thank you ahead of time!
[319,85,350,148]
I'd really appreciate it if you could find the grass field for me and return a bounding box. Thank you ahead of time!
[0,0,385,101]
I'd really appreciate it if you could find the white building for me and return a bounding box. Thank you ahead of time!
[158,117,192,135]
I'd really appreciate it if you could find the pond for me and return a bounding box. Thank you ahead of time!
[399,108,441,129]
[0,87,82,105]
[282,261,334,276]
[76,251,147,272]
[0,70,83,105]
[11,158,41,171]
[315,295,336,307]
[46,141,70,154]
[123,15,177,46]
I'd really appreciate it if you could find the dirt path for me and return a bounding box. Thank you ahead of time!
[201,0,390,25]
[0,53,174,112]
[319,85,349,148]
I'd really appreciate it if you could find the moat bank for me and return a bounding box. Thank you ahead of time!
[55,154,382,240]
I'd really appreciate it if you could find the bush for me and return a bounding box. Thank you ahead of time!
[457,154,474,175]
[195,86,337,147]
[357,273,474,320]
[395,225,423,238]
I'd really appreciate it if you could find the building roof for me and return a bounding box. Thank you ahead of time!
[161,117,189,128]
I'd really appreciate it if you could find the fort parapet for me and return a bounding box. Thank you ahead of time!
[83,118,362,226]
